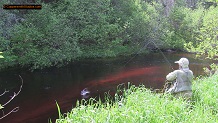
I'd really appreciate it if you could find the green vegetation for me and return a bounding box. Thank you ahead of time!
[0,0,217,122]
[0,52,3,58]
[56,75,218,123]
[0,0,217,70]
[184,6,218,60]
[0,0,152,70]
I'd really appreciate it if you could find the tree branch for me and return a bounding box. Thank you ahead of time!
[0,89,9,97]
[0,75,23,120]
[0,107,19,120]
[2,75,23,107]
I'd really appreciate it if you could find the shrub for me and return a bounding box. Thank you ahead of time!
[185,6,218,59]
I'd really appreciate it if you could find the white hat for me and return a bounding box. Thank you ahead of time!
[175,58,189,68]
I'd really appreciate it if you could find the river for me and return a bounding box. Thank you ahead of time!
[0,52,213,123]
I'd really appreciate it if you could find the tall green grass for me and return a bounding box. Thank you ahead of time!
[55,75,218,123]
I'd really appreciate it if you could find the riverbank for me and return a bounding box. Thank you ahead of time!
[55,74,218,123]
[0,46,184,72]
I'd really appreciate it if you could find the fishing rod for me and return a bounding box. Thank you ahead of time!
[123,40,175,94]
[123,42,149,67]
[149,40,174,71]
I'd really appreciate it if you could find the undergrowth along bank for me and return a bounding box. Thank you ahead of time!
[55,74,218,123]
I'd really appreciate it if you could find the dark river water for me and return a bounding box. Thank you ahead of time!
[0,52,214,123]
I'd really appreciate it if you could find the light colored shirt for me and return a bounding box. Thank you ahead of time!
[166,69,193,93]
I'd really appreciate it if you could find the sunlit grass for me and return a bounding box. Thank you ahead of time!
[55,75,218,123]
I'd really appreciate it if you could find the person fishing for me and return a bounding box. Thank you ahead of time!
[165,58,194,101]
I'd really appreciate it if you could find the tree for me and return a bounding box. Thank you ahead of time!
[185,6,218,60]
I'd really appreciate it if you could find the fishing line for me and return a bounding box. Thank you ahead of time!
[123,42,149,67]
[150,40,174,71]
[123,40,174,71]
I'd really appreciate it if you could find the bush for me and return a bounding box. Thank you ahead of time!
[2,0,216,70]
[0,2,82,69]
[185,6,218,59]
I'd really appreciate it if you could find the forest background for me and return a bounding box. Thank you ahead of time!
[0,0,218,70]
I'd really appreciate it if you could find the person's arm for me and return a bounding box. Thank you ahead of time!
[166,70,177,81]
[165,70,177,93]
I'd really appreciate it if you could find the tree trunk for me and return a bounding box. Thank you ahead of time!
[161,0,175,16]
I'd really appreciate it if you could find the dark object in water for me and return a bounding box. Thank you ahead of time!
[81,88,90,96]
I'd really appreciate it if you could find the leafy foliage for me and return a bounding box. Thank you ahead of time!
[185,6,218,60]
[0,0,218,70]
[0,0,154,70]
[0,2,82,69]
